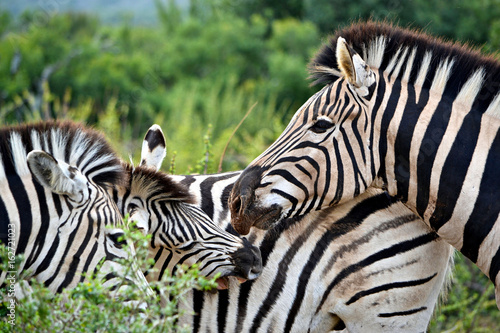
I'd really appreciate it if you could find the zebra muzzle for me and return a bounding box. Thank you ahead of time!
[231,238,263,280]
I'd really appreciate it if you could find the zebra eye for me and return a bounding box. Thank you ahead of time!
[128,203,139,214]
[310,119,335,134]
[107,229,126,248]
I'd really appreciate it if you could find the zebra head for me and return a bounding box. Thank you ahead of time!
[1,121,152,302]
[230,36,378,235]
[114,125,262,288]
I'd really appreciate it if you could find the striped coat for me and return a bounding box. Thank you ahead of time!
[229,21,500,308]
[171,172,453,332]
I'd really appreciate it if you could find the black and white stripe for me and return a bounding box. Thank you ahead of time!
[0,121,150,296]
[229,21,500,308]
[170,172,453,332]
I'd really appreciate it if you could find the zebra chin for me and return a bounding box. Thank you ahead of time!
[209,238,263,292]
[231,202,283,235]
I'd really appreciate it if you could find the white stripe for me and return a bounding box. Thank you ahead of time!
[51,128,67,160]
[384,47,403,76]
[407,58,454,209]
[10,132,30,176]
[485,92,500,118]
[424,68,485,222]
[366,36,387,69]
[477,213,500,277]
[438,119,499,251]
[402,48,417,82]
[414,51,432,103]
[390,47,409,80]
[385,76,410,195]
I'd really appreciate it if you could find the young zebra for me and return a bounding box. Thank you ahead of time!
[229,21,500,308]
[0,121,150,299]
[143,125,453,332]
[111,125,262,286]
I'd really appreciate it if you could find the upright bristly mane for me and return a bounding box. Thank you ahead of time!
[309,21,500,112]
[0,120,126,187]
[125,163,194,204]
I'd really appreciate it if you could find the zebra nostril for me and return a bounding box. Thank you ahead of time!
[231,194,243,216]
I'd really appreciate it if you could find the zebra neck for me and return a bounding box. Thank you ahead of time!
[375,76,500,283]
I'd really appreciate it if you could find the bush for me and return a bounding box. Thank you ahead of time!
[0,223,219,333]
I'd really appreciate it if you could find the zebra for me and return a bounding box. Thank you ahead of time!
[0,121,150,299]
[111,125,262,286]
[228,21,500,308]
[144,125,454,332]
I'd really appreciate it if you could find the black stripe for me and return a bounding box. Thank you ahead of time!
[394,85,430,200]
[24,181,50,268]
[328,140,343,206]
[378,77,401,184]
[339,127,362,197]
[378,306,427,317]
[461,128,500,263]
[429,110,483,231]
[200,177,216,220]
[33,233,59,276]
[371,74,386,180]
[234,282,251,332]
[346,273,437,305]
[251,215,323,332]
[490,245,500,285]
[271,189,298,218]
[415,95,453,217]
[216,289,229,333]
[5,154,32,255]
[286,193,395,329]
[52,192,63,218]
[316,232,438,313]
[45,212,84,287]
[192,289,204,333]
[234,216,301,332]
[0,197,8,244]
[81,241,99,281]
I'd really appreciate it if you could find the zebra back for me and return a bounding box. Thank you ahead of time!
[170,172,453,332]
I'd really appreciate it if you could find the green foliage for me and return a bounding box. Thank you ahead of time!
[428,252,500,332]
[0,224,219,333]
[1,1,500,330]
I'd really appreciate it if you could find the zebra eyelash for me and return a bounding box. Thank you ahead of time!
[309,118,335,134]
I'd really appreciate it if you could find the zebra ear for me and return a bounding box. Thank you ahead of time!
[140,124,166,171]
[27,150,89,202]
[336,37,375,96]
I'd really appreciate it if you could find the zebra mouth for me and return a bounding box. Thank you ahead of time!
[213,276,247,292]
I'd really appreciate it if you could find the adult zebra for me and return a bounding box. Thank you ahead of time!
[229,21,500,308]
[143,125,453,332]
[0,121,150,298]
[111,125,262,286]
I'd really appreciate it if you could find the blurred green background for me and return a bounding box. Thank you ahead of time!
[1,0,499,330]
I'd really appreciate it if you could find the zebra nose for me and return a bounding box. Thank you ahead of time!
[233,238,262,280]
[230,166,264,235]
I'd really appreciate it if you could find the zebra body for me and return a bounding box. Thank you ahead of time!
[170,172,453,332]
[229,21,500,308]
[113,125,262,285]
[0,121,150,296]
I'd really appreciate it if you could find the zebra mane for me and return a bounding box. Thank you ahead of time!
[0,120,127,187]
[125,163,195,204]
[309,21,500,112]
